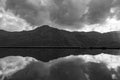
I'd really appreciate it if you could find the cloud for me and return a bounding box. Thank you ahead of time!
[85,0,113,24]
[111,0,120,20]
[1,0,90,30]
[1,0,120,32]
[49,0,88,25]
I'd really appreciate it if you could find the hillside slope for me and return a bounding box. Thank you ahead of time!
[0,25,119,48]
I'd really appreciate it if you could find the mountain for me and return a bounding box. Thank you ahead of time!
[0,25,119,61]
[0,25,120,48]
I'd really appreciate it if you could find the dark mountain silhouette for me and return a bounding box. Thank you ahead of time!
[0,25,120,61]
[0,25,120,48]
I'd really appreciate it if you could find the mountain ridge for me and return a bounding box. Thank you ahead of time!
[0,25,119,48]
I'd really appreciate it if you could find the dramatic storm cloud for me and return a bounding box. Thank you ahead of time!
[48,0,89,26]
[85,0,113,24]
[1,0,120,32]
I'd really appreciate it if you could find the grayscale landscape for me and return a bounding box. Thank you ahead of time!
[0,0,120,80]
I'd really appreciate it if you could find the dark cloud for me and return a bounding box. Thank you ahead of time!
[48,0,116,28]
[49,0,75,26]
[5,0,47,27]
[4,0,90,28]
[85,0,113,24]
[113,0,120,7]
[49,0,87,26]
[111,0,120,20]
[2,0,120,32]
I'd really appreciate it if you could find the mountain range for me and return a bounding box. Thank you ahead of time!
[0,25,120,48]
[0,25,119,61]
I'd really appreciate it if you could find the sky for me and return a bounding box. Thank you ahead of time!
[1,0,120,33]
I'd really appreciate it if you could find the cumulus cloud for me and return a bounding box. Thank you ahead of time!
[1,0,120,32]
[85,0,113,24]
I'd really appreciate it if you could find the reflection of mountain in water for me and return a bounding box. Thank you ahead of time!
[1,54,120,80]
[0,25,120,61]
[0,49,119,62]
